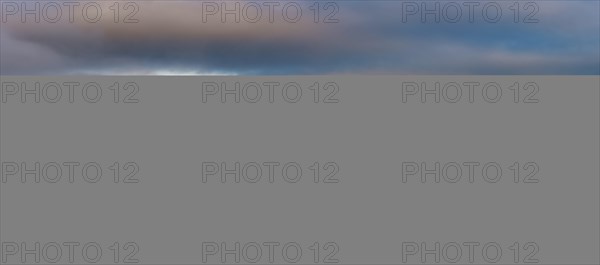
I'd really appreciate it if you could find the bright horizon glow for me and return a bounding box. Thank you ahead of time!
[70,69,239,76]
[152,70,239,76]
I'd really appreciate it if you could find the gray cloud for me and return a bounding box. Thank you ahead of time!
[1,0,598,75]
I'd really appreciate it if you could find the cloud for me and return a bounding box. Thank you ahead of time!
[1,0,598,75]
[0,29,69,74]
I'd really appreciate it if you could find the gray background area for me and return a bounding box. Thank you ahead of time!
[1,76,599,264]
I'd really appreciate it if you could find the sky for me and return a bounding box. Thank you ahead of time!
[1,0,599,75]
